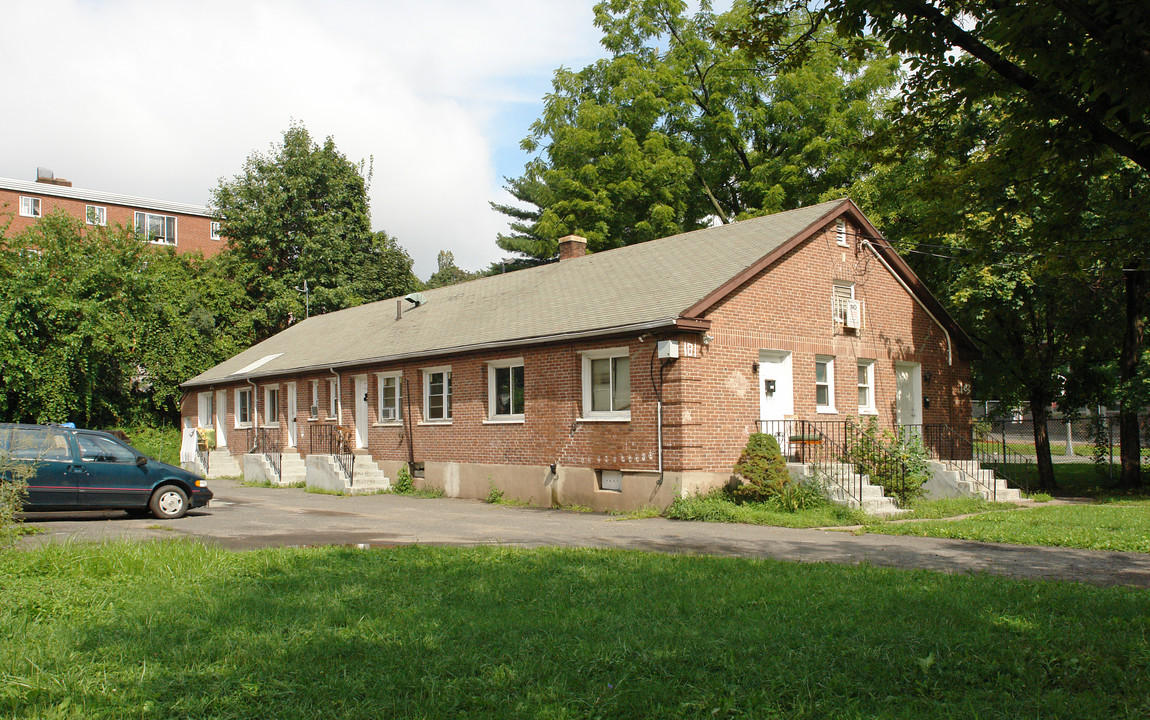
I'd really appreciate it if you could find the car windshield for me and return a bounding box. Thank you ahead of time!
[76,434,138,463]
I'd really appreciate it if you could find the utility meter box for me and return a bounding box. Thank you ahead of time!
[657,339,679,359]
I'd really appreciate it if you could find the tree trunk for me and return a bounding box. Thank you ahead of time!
[1119,265,1145,487]
[1029,395,1057,491]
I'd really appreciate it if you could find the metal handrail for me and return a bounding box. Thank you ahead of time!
[307,423,355,483]
[252,427,282,483]
[912,423,1030,499]
[757,419,912,508]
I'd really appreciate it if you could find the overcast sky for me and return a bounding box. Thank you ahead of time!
[0,0,605,278]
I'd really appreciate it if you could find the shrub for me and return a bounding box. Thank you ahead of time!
[0,451,32,547]
[393,464,415,494]
[767,479,827,513]
[485,481,505,504]
[731,433,790,503]
[848,419,928,506]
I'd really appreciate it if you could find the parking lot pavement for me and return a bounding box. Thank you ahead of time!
[17,478,1150,588]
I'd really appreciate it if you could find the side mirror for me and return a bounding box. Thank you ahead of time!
[136,455,148,467]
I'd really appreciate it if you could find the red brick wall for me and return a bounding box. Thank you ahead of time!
[670,216,971,473]
[0,188,223,258]
[181,214,971,477]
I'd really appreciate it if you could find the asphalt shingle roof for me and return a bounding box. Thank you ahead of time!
[183,199,847,387]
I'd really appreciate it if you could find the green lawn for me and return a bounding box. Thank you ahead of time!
[858,498,1150,553]
[1,542,1148,719]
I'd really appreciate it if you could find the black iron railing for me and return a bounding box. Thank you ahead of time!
[308,423,355,483]
[757,419,910,508]
[250,427,282,483]
[194,445,210,475]
[907,423,1031,499]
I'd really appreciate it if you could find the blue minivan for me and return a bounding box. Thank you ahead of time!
[2,424,212,519]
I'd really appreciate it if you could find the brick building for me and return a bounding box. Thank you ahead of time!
[1,169,223,257]
[180,198,976,510]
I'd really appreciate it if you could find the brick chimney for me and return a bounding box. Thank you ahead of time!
[557,234,587,261]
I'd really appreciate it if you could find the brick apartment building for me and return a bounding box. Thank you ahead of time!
[0,169,223,257]
[181,198,976,511]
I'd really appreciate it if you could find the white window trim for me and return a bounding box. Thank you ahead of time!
[816,356,836,414]
[85,205,107,226]
[308,380,319,419]
[263,385,280,427]
[327,378,339,420]
[235,388,253,428]
[210,221,222,240]
[19,196,41,218]
[487,357,525,422]
[134,211,178,246]
[375,371,404,425]
[422,366,452,424]
[580,347,631,421]
[858,359,877,415]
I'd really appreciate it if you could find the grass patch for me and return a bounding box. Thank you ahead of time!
[897,496,1016,520]
[609,505,663,519]
[239,479,306,489]
[665,489,868,527]
[991,462,1150,500]
[859,498,1150,552]
[0,542,1146,719]
[385,486,446,499]
[554,503,594,513]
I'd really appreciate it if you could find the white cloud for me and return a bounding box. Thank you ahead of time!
[0,0,603,277]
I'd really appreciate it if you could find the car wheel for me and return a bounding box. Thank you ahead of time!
[150,485,188,520]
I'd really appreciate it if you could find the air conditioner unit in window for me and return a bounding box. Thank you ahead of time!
[845,300,862,329]
[381,408,396,421]
[309,404,319,419]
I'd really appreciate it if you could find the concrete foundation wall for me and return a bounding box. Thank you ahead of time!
[242,454,269,483]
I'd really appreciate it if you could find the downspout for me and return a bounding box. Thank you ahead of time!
[863,240,953,365]
[403,375,416,467]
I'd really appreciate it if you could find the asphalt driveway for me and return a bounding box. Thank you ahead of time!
[17,478,1150,588]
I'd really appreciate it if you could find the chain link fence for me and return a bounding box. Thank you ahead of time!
[973,415,1149,487]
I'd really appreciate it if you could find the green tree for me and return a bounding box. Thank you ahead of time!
[213,124,419,336]
[494,0,899,262]
[729,0,1150,486]
[424,251,482,289]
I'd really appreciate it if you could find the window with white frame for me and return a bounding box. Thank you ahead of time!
[85,205,106,226]
[835,217,848,246]
[19,197,40,218]
[377,372,403,422]
[327,378,338,419]
[210,221,221,240]
[832,281,858,326]
[236,388,253,427]
[815,356,835,412]
[857,360,876,413]
[423,367,452,422]
[134,211,177,245]
[263,386,280,426]
[487,359,524,421]
[582,348,631,419]
[309,380,319,419]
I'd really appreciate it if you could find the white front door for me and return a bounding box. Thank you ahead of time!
[758,351,793,452]
[895,362,923,428]
[354,375,369,449]
[286,382,298,448]
[215,390,227,448]
[197,392,212,429]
